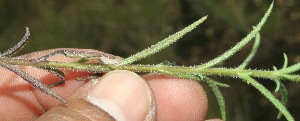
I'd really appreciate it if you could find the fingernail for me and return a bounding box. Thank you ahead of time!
[86,70,156,121]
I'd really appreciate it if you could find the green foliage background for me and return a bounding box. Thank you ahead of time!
[0,0,299,120]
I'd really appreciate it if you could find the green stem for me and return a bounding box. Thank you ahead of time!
[2,58,300,82]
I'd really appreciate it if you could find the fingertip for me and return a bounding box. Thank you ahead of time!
[86,70,156,121]
[144,74,208,121]
[37,70,156,121]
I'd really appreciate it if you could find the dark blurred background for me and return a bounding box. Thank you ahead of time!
[0,0,299,120]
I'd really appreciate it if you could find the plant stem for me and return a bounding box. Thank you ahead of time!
[2,57,300,82]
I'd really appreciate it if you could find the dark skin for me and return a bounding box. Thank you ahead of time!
[0,49,221,121]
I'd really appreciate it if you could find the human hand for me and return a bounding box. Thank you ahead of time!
[0,49,221,121]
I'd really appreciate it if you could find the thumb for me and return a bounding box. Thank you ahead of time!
[36,70,156,121]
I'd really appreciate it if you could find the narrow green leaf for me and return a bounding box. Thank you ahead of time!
[272,79,281,92]
[118,16,207,66]
[41,67,65,81]
[280,74,300,82]
[39,67,65,88]
[277,63,300,74]
[277,83,288,119]
[271,66,281,92]
[238,32,260,69]
[212,80,230,88]
[282,53,288,69]
[238,74,294,121]
[203,77,226,121]
[198,2,273,69]
[196,73,230,87]
[275,65,300,83]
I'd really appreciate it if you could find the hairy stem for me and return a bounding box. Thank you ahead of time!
[2,58,300,82]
